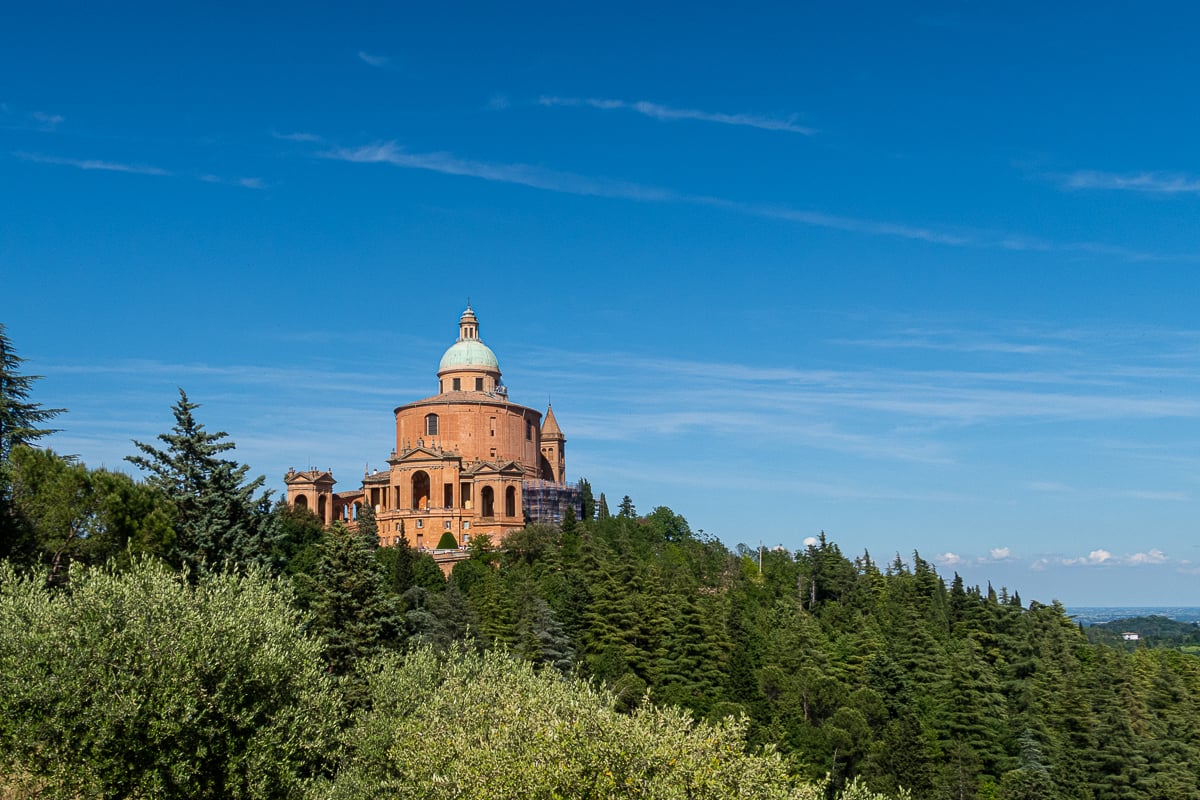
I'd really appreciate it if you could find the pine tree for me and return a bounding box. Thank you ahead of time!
[126,389,277,574]
[597,492,610,520]
[513,593,574,673]
[0,325,65,561]
[0,325,63,465]
[307,521,404,680]
[618,494,636,519]
[376,526,416,596]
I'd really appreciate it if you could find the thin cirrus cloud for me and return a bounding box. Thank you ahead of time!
[200,174,266,190]
[30,111,64,131]
[537,95,816,135]
[15,151,263,189]
[1,105,64,132]
[14,151,172,176]
[321,140,1174,259]
[322,140,678,201]
[272,130,324,143]
[357,51,391,68]
[1058,169,1200,195]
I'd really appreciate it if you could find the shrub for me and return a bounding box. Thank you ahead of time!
[0,559,343,799]
[318,646,840,800]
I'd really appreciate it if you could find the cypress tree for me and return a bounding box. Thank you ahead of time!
[576,477,595,521]
[355,502,379,549]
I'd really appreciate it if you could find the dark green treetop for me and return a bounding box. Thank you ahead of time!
[0,324,64,465]
[0,325,66,561]
[126,389,277,574]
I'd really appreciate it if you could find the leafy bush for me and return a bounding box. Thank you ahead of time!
[435,531,458,550]
[0,559,342,799]
[316,646,890,800]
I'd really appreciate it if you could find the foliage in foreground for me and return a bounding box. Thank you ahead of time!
[0,559,342,799]
[318,645,899,800]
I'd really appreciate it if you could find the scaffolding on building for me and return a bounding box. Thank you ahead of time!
[522,479,582,526]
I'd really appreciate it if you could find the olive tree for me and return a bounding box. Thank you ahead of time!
[318,646,904,800]
[0,559,342,799]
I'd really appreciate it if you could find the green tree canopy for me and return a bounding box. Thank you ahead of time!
[126,389,277,574]
[318,646,898,800]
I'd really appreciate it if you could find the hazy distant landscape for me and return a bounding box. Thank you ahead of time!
[1068,607,1200,626]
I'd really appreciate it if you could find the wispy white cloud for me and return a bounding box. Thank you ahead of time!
[977,547,1176,572]
[357,51,390,68]
[15,150,171,176]
[272,130,323,143]
[1117,489,1189,501]
[832,334,1066,356]
[547,347,1200,426]
[30,111,64,131]
[936,547,1015,568]
[322,140,678,201]
[322,140,1178,260]
[729,201,970,245]
[1026,481,1074,493]
[17,150,263,189]
[538,95,816,135]
[1060,169,1200,195]
[46,358,422,398]
[2,105,65,132]
[199,174,266,190]
[1058,548,1169,567]
[487,94,510,111]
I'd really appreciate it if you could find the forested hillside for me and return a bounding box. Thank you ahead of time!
[1086,616,1200,654]
[3,329,1200,799]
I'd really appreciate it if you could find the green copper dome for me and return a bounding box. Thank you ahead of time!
[439,339,500,372]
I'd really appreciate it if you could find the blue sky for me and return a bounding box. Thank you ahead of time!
[5,1,1200,605]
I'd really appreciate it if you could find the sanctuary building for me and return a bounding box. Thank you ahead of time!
[284,306,578,552]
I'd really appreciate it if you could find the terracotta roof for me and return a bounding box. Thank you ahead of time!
[541,403,563,437]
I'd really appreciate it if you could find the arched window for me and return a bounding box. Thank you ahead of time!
[505,486,517,517]
[411,471,430,510]
[317,495,327,521]
[425,413,439,436]
[481,486,495,518]
[294,495,308,510]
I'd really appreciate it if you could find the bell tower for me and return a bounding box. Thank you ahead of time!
[539,404,566,483]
